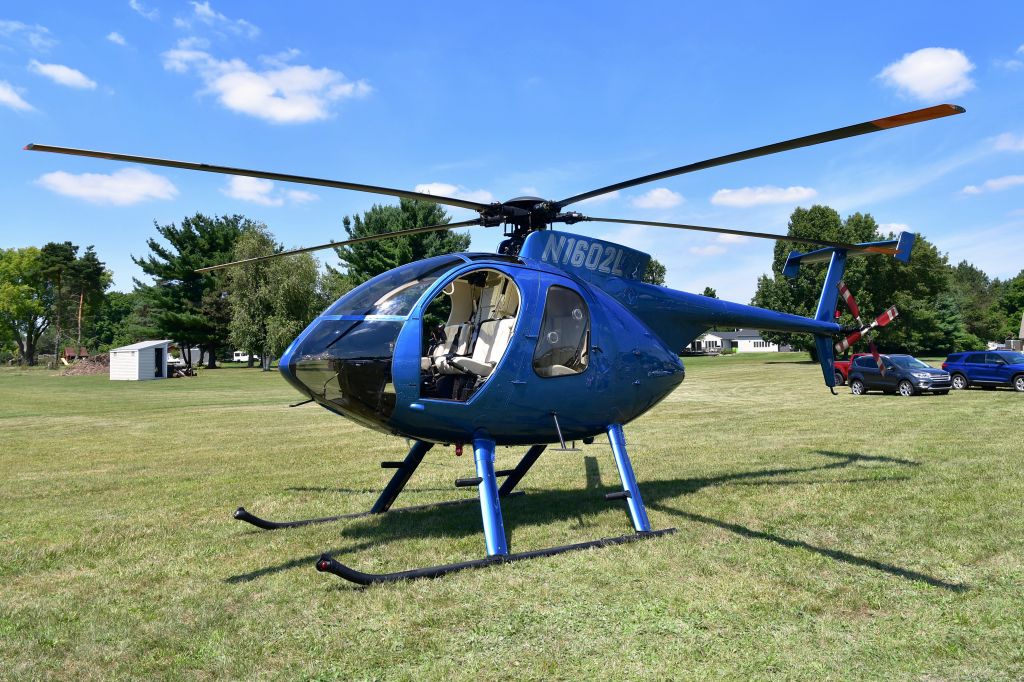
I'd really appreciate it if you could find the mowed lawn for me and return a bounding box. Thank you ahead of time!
[1,354,1022,680]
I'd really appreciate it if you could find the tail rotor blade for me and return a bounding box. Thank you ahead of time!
[837,281,863,324]
[835,329,863,355]
[870,342,885,376]
[875,306,899,328]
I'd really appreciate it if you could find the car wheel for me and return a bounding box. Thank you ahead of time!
[951,374,968,390]
[834,371,845,386]
[850,379,866,395]
[898,380,915,397]
[1014,375,1024,392]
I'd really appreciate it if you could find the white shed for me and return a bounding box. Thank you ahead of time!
[109,340,171,381]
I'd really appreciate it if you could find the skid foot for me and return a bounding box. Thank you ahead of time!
[315,527,676,585]
[234,491,525,531]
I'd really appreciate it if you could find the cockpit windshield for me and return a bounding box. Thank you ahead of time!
[325,255,465,317]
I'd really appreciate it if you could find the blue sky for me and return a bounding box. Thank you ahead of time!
[2,2,1022,301]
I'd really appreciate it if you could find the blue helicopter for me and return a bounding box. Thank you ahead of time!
[27,103,963,585]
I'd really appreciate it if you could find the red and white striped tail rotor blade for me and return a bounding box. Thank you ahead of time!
[870,342,886,376]
[837,281,862,321]
[834,329,863,355]
[875,306,899,328]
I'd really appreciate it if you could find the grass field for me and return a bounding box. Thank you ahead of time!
[2,354,1022,680]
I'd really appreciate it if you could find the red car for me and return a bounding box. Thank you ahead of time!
[833,352,871,386]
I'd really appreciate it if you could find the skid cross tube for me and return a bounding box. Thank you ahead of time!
[370,440,432,513]
[497,444,546,497]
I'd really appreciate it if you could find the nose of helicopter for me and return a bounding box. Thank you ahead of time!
[279,317,405,432]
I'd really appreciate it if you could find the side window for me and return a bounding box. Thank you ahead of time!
[533,286,590,378]
[854,356,873,368]
[965,353,985,364]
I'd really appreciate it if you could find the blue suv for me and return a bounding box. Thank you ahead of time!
[942,351,1024,392]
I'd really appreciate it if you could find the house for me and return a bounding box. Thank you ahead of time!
[109,340,171,380]
[685,329,781,354]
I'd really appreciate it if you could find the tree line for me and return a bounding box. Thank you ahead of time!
[752,205,1024,357]
[5,201,1018,367]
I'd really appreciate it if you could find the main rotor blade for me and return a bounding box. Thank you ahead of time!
[24,144,491,212]
[194,219,481,273]
[557,104,965,208]
[581,216,899,255]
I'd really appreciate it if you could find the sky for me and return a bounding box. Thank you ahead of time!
[1,2,1022,302]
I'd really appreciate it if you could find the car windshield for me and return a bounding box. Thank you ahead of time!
[999,352,1024,364]
[889,356,931,369]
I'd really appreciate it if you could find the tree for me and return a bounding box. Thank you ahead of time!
[950,260,1000,342]
[134,214,245,367]
[228,225,276,367]
[642,258,667,286]
[331,199,470,286]
[0,247,48,365]
[39,241,78,360]
[991,269,1024,340]
[67,246,110,351]
[228,225,324,370]
[701,286,718,299]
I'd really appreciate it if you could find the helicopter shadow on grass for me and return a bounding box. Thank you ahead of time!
[225,450,965,592]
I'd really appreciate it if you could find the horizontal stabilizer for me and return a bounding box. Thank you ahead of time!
[784,232,915,278]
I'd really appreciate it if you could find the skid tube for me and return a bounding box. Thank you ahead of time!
[316,528,676,585]
[233,493,524,531]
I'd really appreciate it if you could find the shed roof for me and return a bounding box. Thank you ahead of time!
[111,339,172,352]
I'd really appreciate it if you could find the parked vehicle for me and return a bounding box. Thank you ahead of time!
[942,350,1024,392]
[832,352,871,385]
[848,354,951,396]
[232,351,260,363]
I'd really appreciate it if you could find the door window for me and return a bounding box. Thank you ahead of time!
[533,286,590,378]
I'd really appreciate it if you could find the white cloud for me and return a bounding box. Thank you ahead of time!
[711,185,816,207]
[37,168,178,205]
[689,244,726,256]
[129,0,159,20]
[28,60,97,89]
[181,1,260,38]
[0,80,33,111]
[994,133,1024,152]
[630,188,683,209]
[224,176,282,206]
[877,47,975,102]
[0,20,57,50]
[879,223,911,233]
[717,233,747,244]
[223,176,319,206]
[1019,44,1024,55]
[0,19,56,50]
[961,175,1024,195]
[106,31,126,46]
[519,186,539,196]
[161,43,371,123]
[415,182,494,204]
[995,59,1023,72]
[286,189,317,204]
[578,190,620,205]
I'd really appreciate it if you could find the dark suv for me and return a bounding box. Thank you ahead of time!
[848,354,951,396]
[942,351,1024,392]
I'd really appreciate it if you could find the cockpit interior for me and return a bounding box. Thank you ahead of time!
[420,268,520,401]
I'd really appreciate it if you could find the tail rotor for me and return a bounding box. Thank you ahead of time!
[834,282,898,375]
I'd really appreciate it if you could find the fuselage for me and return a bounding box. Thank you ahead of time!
[279,251,686,446]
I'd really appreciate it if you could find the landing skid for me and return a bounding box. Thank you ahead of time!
[236,427,673,586]
[316,529,676,585]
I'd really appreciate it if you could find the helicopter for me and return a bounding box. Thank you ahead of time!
[26,103,963,585]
